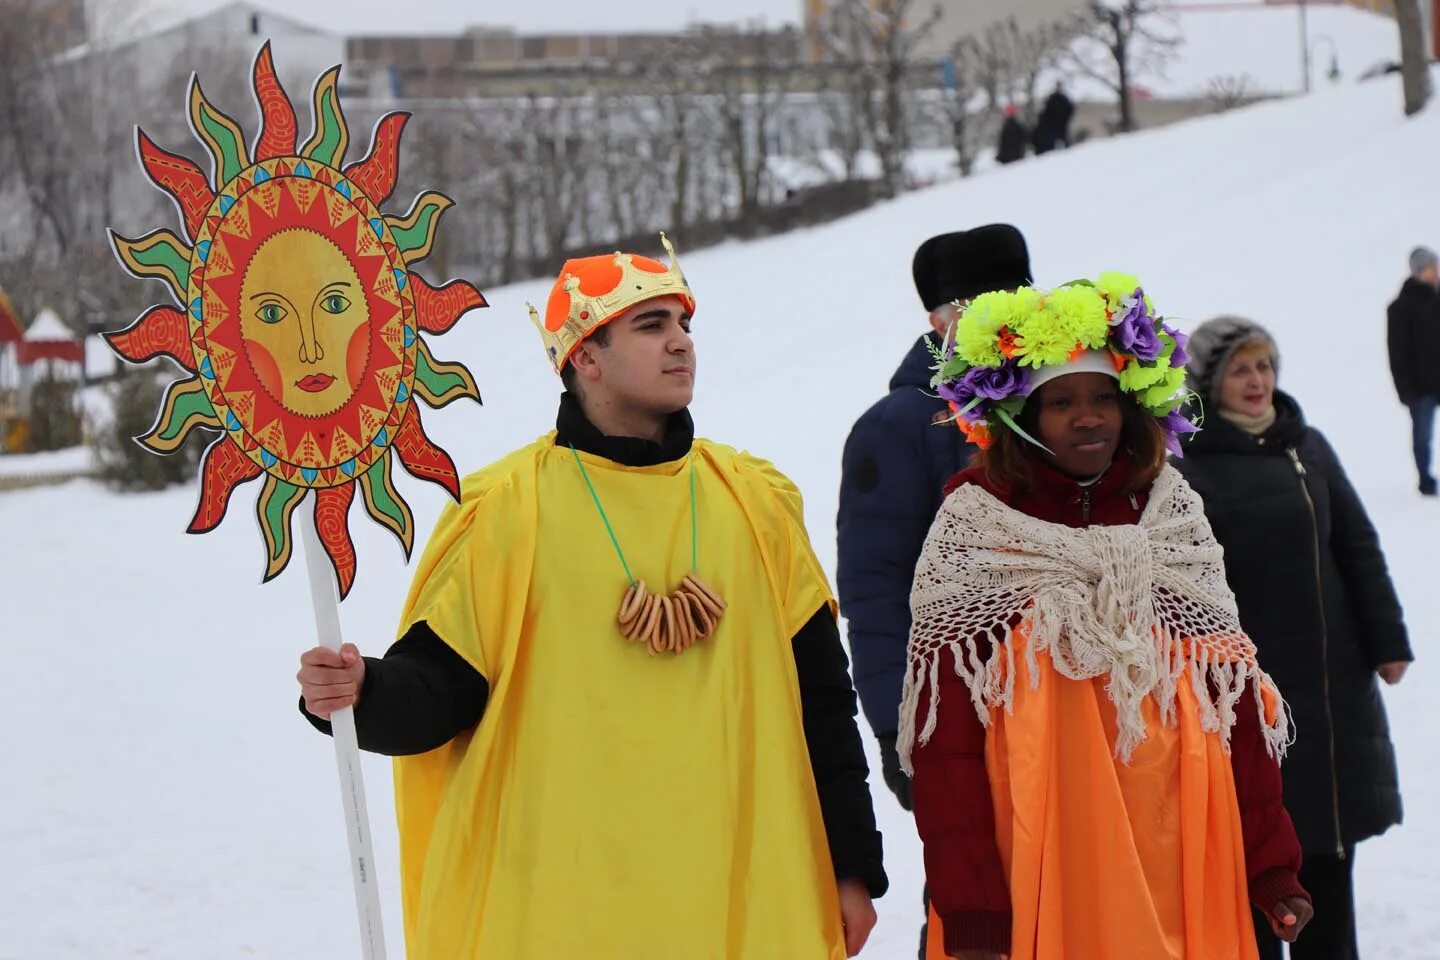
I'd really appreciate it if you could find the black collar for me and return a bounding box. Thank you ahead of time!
[554,392,695,467]
[1185,390,1307,456]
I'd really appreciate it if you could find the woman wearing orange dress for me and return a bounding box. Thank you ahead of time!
[901,275,1313,959]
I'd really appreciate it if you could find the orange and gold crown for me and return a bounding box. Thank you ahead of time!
[528,232,696,373]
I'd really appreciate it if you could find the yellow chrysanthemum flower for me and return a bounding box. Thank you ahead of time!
[1137,366,1189,411]
[955,289,1030,366]
[1096,271,1142,309]
[1014,286,1107,368]
[1047,286,1109,348]
[1118,357,1173,392]
[1009,286,1044,315]
[953,292,1007,366]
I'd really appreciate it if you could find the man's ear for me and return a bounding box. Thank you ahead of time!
[928,304,957,337]
[570,342,602,382]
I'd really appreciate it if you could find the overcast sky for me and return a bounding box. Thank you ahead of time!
[153,0,802,35]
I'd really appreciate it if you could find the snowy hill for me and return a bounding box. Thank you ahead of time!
[4,72,1439,957]
[1087,3,1402,100]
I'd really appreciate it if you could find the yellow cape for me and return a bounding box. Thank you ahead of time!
[392,434,846,959]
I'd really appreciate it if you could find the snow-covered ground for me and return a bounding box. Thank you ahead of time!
[4,71,1439,958]
[0,446,94,478]
[768,147,982,193]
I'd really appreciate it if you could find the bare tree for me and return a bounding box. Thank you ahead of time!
[463,100,533,286]
[1205,74,1257,114]
[933,45,987,177]
[965,17,1077,125]
[869,0,942,196]
[815,5,880,182]
[813,73,867,182]
[924,17,1074,177]
[513,87,594,262]
[821,0,940,197]
[594,93,659,241]
[1010,20,1079,125]
[704,24,800,234]
[640,37,713,238]
[401,111,474,281]
[1068,0,1180,134]
[1395,0,1432,116]
[0,0,163,333]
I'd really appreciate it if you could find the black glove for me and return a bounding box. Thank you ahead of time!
[877,731,912,811]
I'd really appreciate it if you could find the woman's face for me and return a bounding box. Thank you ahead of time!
[1219,343,1276,419]
[1033,372,1124,479]
[239,228,370,418]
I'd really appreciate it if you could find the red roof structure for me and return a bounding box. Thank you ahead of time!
[17,308,84,366]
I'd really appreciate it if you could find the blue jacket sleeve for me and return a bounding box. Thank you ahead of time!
[837,400,941,738]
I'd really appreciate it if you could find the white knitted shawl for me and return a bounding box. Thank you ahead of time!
[898,465,1291,775]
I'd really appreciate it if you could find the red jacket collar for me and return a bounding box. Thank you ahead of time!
[944,451,1147,528]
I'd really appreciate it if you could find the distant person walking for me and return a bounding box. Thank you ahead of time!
[1031,83,1075,155]
[997,106,1028,165]
[1387,245,1440,495]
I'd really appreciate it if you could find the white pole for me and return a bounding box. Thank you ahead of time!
[299,495,388,960]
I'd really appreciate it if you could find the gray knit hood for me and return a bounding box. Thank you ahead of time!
[1185,316,1280,408]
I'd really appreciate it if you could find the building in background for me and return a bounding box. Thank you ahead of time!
[344,25,803,98]
[63,1,344,98]
[803,0,1082,61]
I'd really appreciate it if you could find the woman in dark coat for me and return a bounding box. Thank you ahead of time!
[1175,315,1415,960]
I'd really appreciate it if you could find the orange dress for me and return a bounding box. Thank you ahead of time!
[924,628,1260,960]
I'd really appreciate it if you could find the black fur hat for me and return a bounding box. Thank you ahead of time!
[911,224,1032,311]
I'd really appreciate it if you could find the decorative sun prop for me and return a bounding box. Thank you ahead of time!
[107,45,485,598]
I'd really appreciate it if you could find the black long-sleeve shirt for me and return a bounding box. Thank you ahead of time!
[302,393,888,898]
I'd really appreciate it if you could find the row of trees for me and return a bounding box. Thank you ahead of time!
[1,0,1432,325]
[0,0,1193,318]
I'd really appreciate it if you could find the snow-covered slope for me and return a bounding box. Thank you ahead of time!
[1068,3,1403,100]
[4,72,1439,958]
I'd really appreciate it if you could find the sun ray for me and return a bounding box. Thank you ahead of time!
[249,42,298,162]
[110,228,192,304]
[188,77,251,188]
[393,404,461,501]
[385,191,453,264]
[105,304,195,370]
[136,129,214,241]
[188,437,264,533]
[300,66,349,168]
[314,485,358,598]
[257,475,306,582]
[410,273,487,335]
[359,453,414,558]
[414,339,481,408]
[343,112,409,207]
[137,377,221,454]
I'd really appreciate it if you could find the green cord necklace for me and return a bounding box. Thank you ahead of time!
[569,444,727,656]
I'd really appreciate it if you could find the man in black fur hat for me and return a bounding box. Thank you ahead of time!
[836,223,1031,956]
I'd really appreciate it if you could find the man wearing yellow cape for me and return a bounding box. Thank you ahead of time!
[298,236,888,959]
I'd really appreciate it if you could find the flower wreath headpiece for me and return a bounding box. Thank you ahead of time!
[930,271,1199,455]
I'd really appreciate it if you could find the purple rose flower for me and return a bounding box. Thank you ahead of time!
[1159,408,1200,458]
[1113,288,1164,362]
[940,362,1030,405]
[1163,322,1190,367]
[936,380,987,422]
[933,382,990,423]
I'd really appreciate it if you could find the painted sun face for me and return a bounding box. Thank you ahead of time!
[106,44,487,598]
[239,228,370,418]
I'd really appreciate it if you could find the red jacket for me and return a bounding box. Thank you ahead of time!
[914,459,1309,956]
